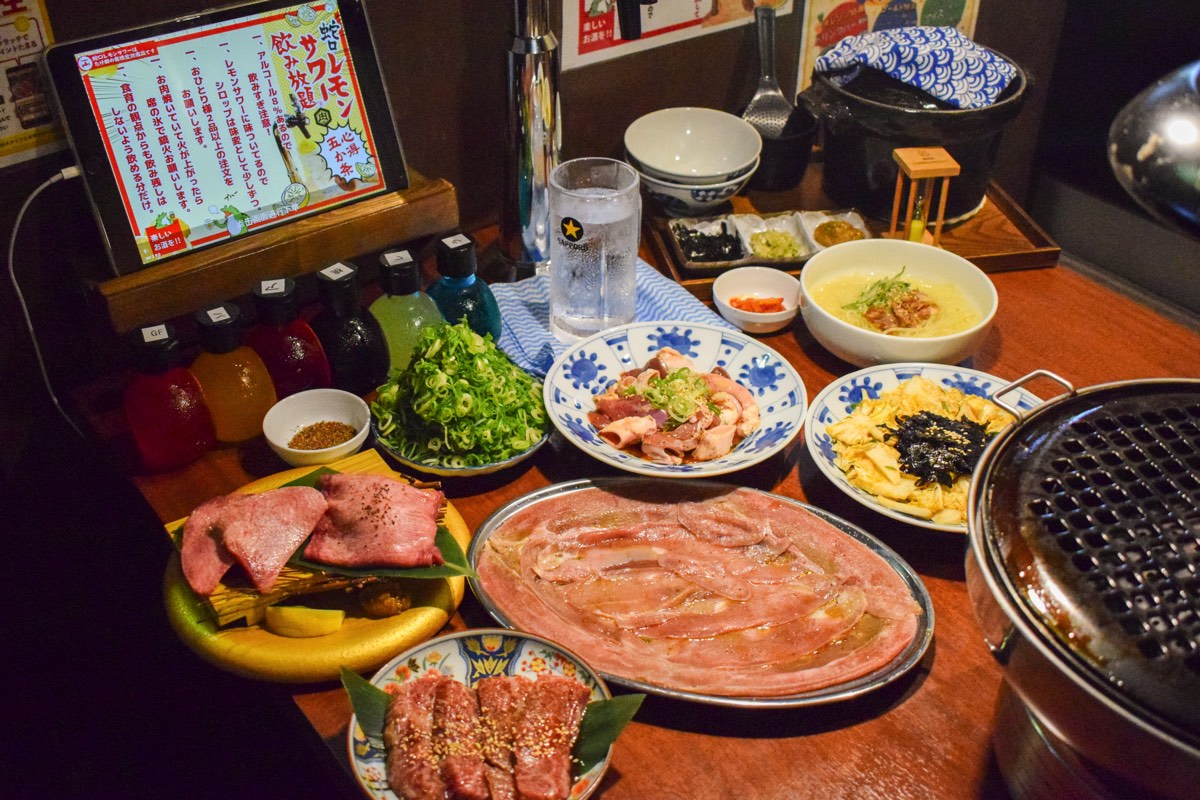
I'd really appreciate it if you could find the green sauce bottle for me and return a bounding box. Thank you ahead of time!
[368,248,445,372]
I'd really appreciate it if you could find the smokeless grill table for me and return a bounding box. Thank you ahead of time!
[77,214,1200,799]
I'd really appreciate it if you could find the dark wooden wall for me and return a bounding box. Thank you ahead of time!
[0,1,1066,457]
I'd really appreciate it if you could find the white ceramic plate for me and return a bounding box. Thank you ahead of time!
[373,429,549,478]
[543,321,806,477]
[348,628,613,800]
[805,363,1042,532]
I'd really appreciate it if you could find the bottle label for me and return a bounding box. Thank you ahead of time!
[321,263,355,280]
[383,250,414,267]
[205,305,233,323]
[259,278,287,295]
[140,324,169,344]
[441,233,471,249]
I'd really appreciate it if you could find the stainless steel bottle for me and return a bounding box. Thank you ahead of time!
[499,0,560,278]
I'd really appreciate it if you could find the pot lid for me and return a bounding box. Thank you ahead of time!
[970,377,1200,744]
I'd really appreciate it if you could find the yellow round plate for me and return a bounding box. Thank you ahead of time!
[162,449,469,683]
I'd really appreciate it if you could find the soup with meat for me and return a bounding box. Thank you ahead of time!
[810,267,981,337]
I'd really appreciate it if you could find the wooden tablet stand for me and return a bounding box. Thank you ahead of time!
[96,173,459,333]
[887,147,961,246]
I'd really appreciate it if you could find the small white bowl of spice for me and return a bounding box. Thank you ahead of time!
[712,266,801,335]
[262,388,371,467]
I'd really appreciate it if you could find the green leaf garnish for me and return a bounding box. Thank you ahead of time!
[842,266,913,313]
[573,693,645,773]
[341,667,391,740]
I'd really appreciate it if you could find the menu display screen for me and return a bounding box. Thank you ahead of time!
[63,1,395,267]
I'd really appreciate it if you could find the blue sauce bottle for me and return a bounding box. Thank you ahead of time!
[368,248,445,372]
[427,233,502,341]
[309,261,391,395]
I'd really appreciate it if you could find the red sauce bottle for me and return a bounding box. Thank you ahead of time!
[122,323,216,472]
[244,277,332,398]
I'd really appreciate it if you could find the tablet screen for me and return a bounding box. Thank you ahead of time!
[49,0,404,270]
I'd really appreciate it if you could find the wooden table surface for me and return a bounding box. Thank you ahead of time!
[108,214,1200,800]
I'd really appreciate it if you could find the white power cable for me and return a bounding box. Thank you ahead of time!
[7,165,86,438]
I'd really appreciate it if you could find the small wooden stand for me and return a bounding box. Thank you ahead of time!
[887,147,961,246]
[96,172,459,333]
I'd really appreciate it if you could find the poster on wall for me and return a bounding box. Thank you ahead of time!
[0,0,64,170]
[563,0,794,71]
[796,0,980,91]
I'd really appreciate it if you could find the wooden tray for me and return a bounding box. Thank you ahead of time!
[644,165,1060,301]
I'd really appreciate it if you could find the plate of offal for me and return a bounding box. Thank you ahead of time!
[543,321,806,477]
[162,448,474,682]
[468,477,934,708]
[805,364,1043,532]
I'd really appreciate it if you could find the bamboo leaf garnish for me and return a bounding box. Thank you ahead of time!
[341,667,391,741]
[574,693,645,774]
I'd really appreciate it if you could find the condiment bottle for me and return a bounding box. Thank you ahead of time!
[427,233,502,341]
[190,302,278,443]
[368,248,445,372]
[244,277,332,398]
[309,261,390,395]
[122,323,216,471]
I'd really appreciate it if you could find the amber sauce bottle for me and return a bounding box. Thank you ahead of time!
[190,302,278,443]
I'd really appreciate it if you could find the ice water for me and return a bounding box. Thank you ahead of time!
[549,185,640,342]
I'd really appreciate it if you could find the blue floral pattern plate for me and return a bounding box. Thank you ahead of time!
[348,628,612,800]
[804,363,1042,532]
[544,321,806,477]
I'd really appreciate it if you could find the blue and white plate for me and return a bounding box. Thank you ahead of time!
[348,628,612,800]
[373,428,549,478]
[804,363,1042,532]
[544,321,806,477]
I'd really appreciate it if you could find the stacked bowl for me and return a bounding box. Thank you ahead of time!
[624,107,762,216]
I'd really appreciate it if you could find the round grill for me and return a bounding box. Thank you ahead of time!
[976,379,1200,744]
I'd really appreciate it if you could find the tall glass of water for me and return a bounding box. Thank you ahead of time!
[548,157,641,342]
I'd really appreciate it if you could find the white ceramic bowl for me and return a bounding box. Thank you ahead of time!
[712,267,800,334]
[261,388,371,467]
[634,158,758,216]
[799,239,998,367]
[624,107,762,184]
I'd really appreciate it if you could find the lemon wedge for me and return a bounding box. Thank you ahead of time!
[264,606,345,638]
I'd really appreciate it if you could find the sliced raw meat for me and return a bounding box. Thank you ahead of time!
[434,677,488,800]
[179,493,245,596]
[385,673,446,800]
[476,675,533,769]
[513,675,590,800]
[220,486,328,593]
[305,473,444,568]
[476,484,923,697]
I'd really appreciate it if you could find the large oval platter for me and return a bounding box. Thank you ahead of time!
[467,477,933,709]
[348,628,613,800]
[543,321,806,477]
[162,449,469,683]
[804,363,1043,533]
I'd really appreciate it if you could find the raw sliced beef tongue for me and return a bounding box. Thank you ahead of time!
[219,486,329,593]
[305,473,445,568]
[385,673,447,800]
[180,493,246,596]
[513,675,591,800]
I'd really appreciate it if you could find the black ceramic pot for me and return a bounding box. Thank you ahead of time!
[801,60,1028,220]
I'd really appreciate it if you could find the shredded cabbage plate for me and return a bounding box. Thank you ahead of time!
[371,321,548,467]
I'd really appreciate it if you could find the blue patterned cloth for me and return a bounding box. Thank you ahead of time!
[491,259,733,377]
[814,26,1016,110]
